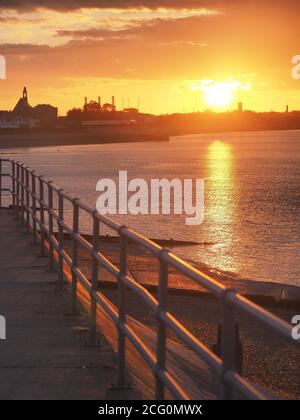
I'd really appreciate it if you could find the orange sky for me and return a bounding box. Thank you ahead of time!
[0,1,299,115]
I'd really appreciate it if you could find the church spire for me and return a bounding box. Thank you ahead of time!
[23,87,28,103]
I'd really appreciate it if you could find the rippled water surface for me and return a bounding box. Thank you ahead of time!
[2,130,300,286]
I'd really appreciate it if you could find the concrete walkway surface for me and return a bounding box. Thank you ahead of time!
[0,208,125,400]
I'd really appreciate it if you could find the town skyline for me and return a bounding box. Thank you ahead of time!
[1,84,300,117]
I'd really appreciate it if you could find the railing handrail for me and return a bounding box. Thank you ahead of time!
[0,158,298,400]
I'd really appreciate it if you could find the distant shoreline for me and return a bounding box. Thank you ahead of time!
[168,126,300,138]
[1,126,300,150]
[0,126,169,149]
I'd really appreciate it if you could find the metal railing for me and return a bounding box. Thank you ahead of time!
[0,158,299,400]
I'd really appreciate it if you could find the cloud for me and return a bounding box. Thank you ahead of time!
[0,16,44,24]
[1,6,298,82]
[0,43,51,54]
[1,1,219,11]
[1,0,300,12]
[56,15,214,40]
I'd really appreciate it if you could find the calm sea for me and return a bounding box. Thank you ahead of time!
[2,130,300,286]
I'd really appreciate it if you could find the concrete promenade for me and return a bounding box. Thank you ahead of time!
[0,208,120,400]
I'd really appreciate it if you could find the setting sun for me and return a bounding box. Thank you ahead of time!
[203,82,236,108]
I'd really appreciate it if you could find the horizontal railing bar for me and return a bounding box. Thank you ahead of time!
[122,227,162,256]
[60,220,74,236]
[47,182,62,194]
[161,311,222,372]
[49,208,59,222]
[93,290,119,324]
[223,370,267,400]
[33,220,95,298]
[162,251,226,298]
[119,321,189,400]
[157,370,190,401]
[77,200,95,215]
[60,191,73,202]
[94,211,121,231]
[44,227,94,294]
[75,268,93,293]
[120,274,159,312]
[71,231,94,253]
[55,224,122,279]
[231,293,299,347]
[45,230,60,250]
[94,251,120,278]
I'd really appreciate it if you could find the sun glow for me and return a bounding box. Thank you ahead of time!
[192,79,251,110]
[203,83,235,108]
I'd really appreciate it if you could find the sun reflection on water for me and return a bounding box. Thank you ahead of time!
[205,140,240,273]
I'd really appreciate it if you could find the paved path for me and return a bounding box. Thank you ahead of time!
[0,208,121,400]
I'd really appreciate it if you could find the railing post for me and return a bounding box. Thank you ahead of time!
[39,176,46,257]
[117,227,128,388]
[89,211,100,344]
[25,168,30,233]
[47,182,54,271]
[156,249,168,400]
[21,165,25,226]
[71,198,79,314]
[220,289,238,400]
[58,189,64,290]
[12,161,16,213]
[31,172,37,244]
[16,162,20,220]
[0,159,2,209]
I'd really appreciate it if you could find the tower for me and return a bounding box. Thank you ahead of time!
[238,102,243,112]
[23,87,28,103]
[112,96,116,111]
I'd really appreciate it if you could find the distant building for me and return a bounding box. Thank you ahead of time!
[82,120,134,127]
[83,96,117,113]
[66,95,143,126]
[0,87,58,128]
[34,104,58,124]
[123,108,139,114]
[0,111,37,128]
[238,102,243,112]
[13,87,33,117]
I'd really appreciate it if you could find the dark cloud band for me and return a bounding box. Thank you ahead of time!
[0,0,267,12]
[0,0,299,12]
[0,0,212,11]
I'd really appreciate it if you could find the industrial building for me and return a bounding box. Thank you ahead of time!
[66,95,141,126]
[83,96,117,113]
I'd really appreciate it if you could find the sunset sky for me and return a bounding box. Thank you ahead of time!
[0,0,299,115]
